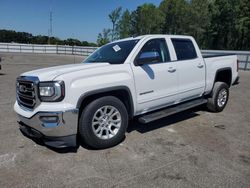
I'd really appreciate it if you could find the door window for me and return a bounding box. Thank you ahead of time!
[137,39,170,63]
[171,38,197,60]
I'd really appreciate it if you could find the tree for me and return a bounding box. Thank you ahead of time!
[159,0,189,34]
[235,0,250,50]
[98,0,250,50]
[209,0,236,50]
[118,9,132,39]
[32,35,49,44]
[186,0,211,49]
[97,28,111,46]
[49,37,61,45]
[109,7,122,41]
[0,29,97,46]
[64,38,82,46]
[132,3,164,35]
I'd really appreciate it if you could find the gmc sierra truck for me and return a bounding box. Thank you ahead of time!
[14,35,239,149]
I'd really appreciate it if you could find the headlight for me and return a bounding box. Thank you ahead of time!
[39,86,55,97]
[39,81,65,102]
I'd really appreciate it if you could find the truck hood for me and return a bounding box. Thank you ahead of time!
[21,63,110,81]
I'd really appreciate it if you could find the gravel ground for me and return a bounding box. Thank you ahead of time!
[0,53,249,188]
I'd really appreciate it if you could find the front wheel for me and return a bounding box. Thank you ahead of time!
[207,82,229,112]
[79,96,128,149]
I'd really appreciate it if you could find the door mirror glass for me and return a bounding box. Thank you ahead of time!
[136,51,160,66]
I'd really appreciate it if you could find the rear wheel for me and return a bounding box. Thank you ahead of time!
[79,96,128,149]
[207,82,229,112]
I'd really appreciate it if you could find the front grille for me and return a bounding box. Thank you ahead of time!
[16,76,39,110]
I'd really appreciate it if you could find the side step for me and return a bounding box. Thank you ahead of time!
[138,98,207,124]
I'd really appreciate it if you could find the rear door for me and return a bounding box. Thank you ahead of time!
[131,38,179,114]
[171,38,205,102]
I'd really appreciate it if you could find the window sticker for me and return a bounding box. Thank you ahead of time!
[113,45,121,52]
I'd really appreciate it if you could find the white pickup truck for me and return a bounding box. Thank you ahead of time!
[14,35,239,149]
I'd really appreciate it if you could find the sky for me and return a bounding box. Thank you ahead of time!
[0,0,162,43]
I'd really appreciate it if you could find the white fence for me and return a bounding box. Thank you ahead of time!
[0,42,97,56]
[0,43,249,70]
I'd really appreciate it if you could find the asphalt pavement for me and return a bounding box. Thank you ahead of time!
[0,53,249,188]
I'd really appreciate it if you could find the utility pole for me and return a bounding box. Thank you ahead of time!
[48,9,53,44]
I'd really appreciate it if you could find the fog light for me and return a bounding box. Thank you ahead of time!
[40,116,59,128]
[40,116,58,123]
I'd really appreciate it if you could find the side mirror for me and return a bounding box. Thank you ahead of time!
[136,51,160,66]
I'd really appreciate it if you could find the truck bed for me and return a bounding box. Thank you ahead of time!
[203,54,238,94]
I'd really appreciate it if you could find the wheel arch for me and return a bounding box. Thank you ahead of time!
[76,86,134,120]
[214,67,232,87]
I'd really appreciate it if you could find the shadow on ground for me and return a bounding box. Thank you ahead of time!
[20,106,205,153]
[20,130,79,153]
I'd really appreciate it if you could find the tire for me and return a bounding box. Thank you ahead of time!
[207,82,229,112]
[79,96,128,149]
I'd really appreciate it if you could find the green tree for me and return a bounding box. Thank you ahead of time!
[132,3,164,35]
[64,38,82,46]
[118,9,132,39]
[49,37,62,45]
[235,0,250,50]
[159,0,189,34]
[109,7,122,41]
[97,28,111,46]
[209,0,236,49]
[32,35,49,44]
[0,29,96,46]
[186,0,211,49]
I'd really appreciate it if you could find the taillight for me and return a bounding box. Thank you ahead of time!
[237,59,239,72]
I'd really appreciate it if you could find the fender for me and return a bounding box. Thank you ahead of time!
[76,86,134,119]
[213,67,232,86]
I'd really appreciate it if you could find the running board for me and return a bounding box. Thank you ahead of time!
[138,98,207,124]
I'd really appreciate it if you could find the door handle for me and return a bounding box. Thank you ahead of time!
[168,67,176,73]
[197,64,204,68]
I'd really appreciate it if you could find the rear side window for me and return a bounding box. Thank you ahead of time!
[171,38,197,60]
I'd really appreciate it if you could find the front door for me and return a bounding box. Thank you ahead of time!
[131,38,179,115]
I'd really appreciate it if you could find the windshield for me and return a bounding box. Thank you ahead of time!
[83,39,140,64]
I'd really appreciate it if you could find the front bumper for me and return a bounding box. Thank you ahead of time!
[17,109,79,148]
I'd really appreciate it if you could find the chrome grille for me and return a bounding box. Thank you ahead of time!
[16,76,39,110]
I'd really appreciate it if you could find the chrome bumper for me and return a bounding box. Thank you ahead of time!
[18,109,79,148]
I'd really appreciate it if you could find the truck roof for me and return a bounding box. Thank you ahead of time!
[111,34,193,44]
